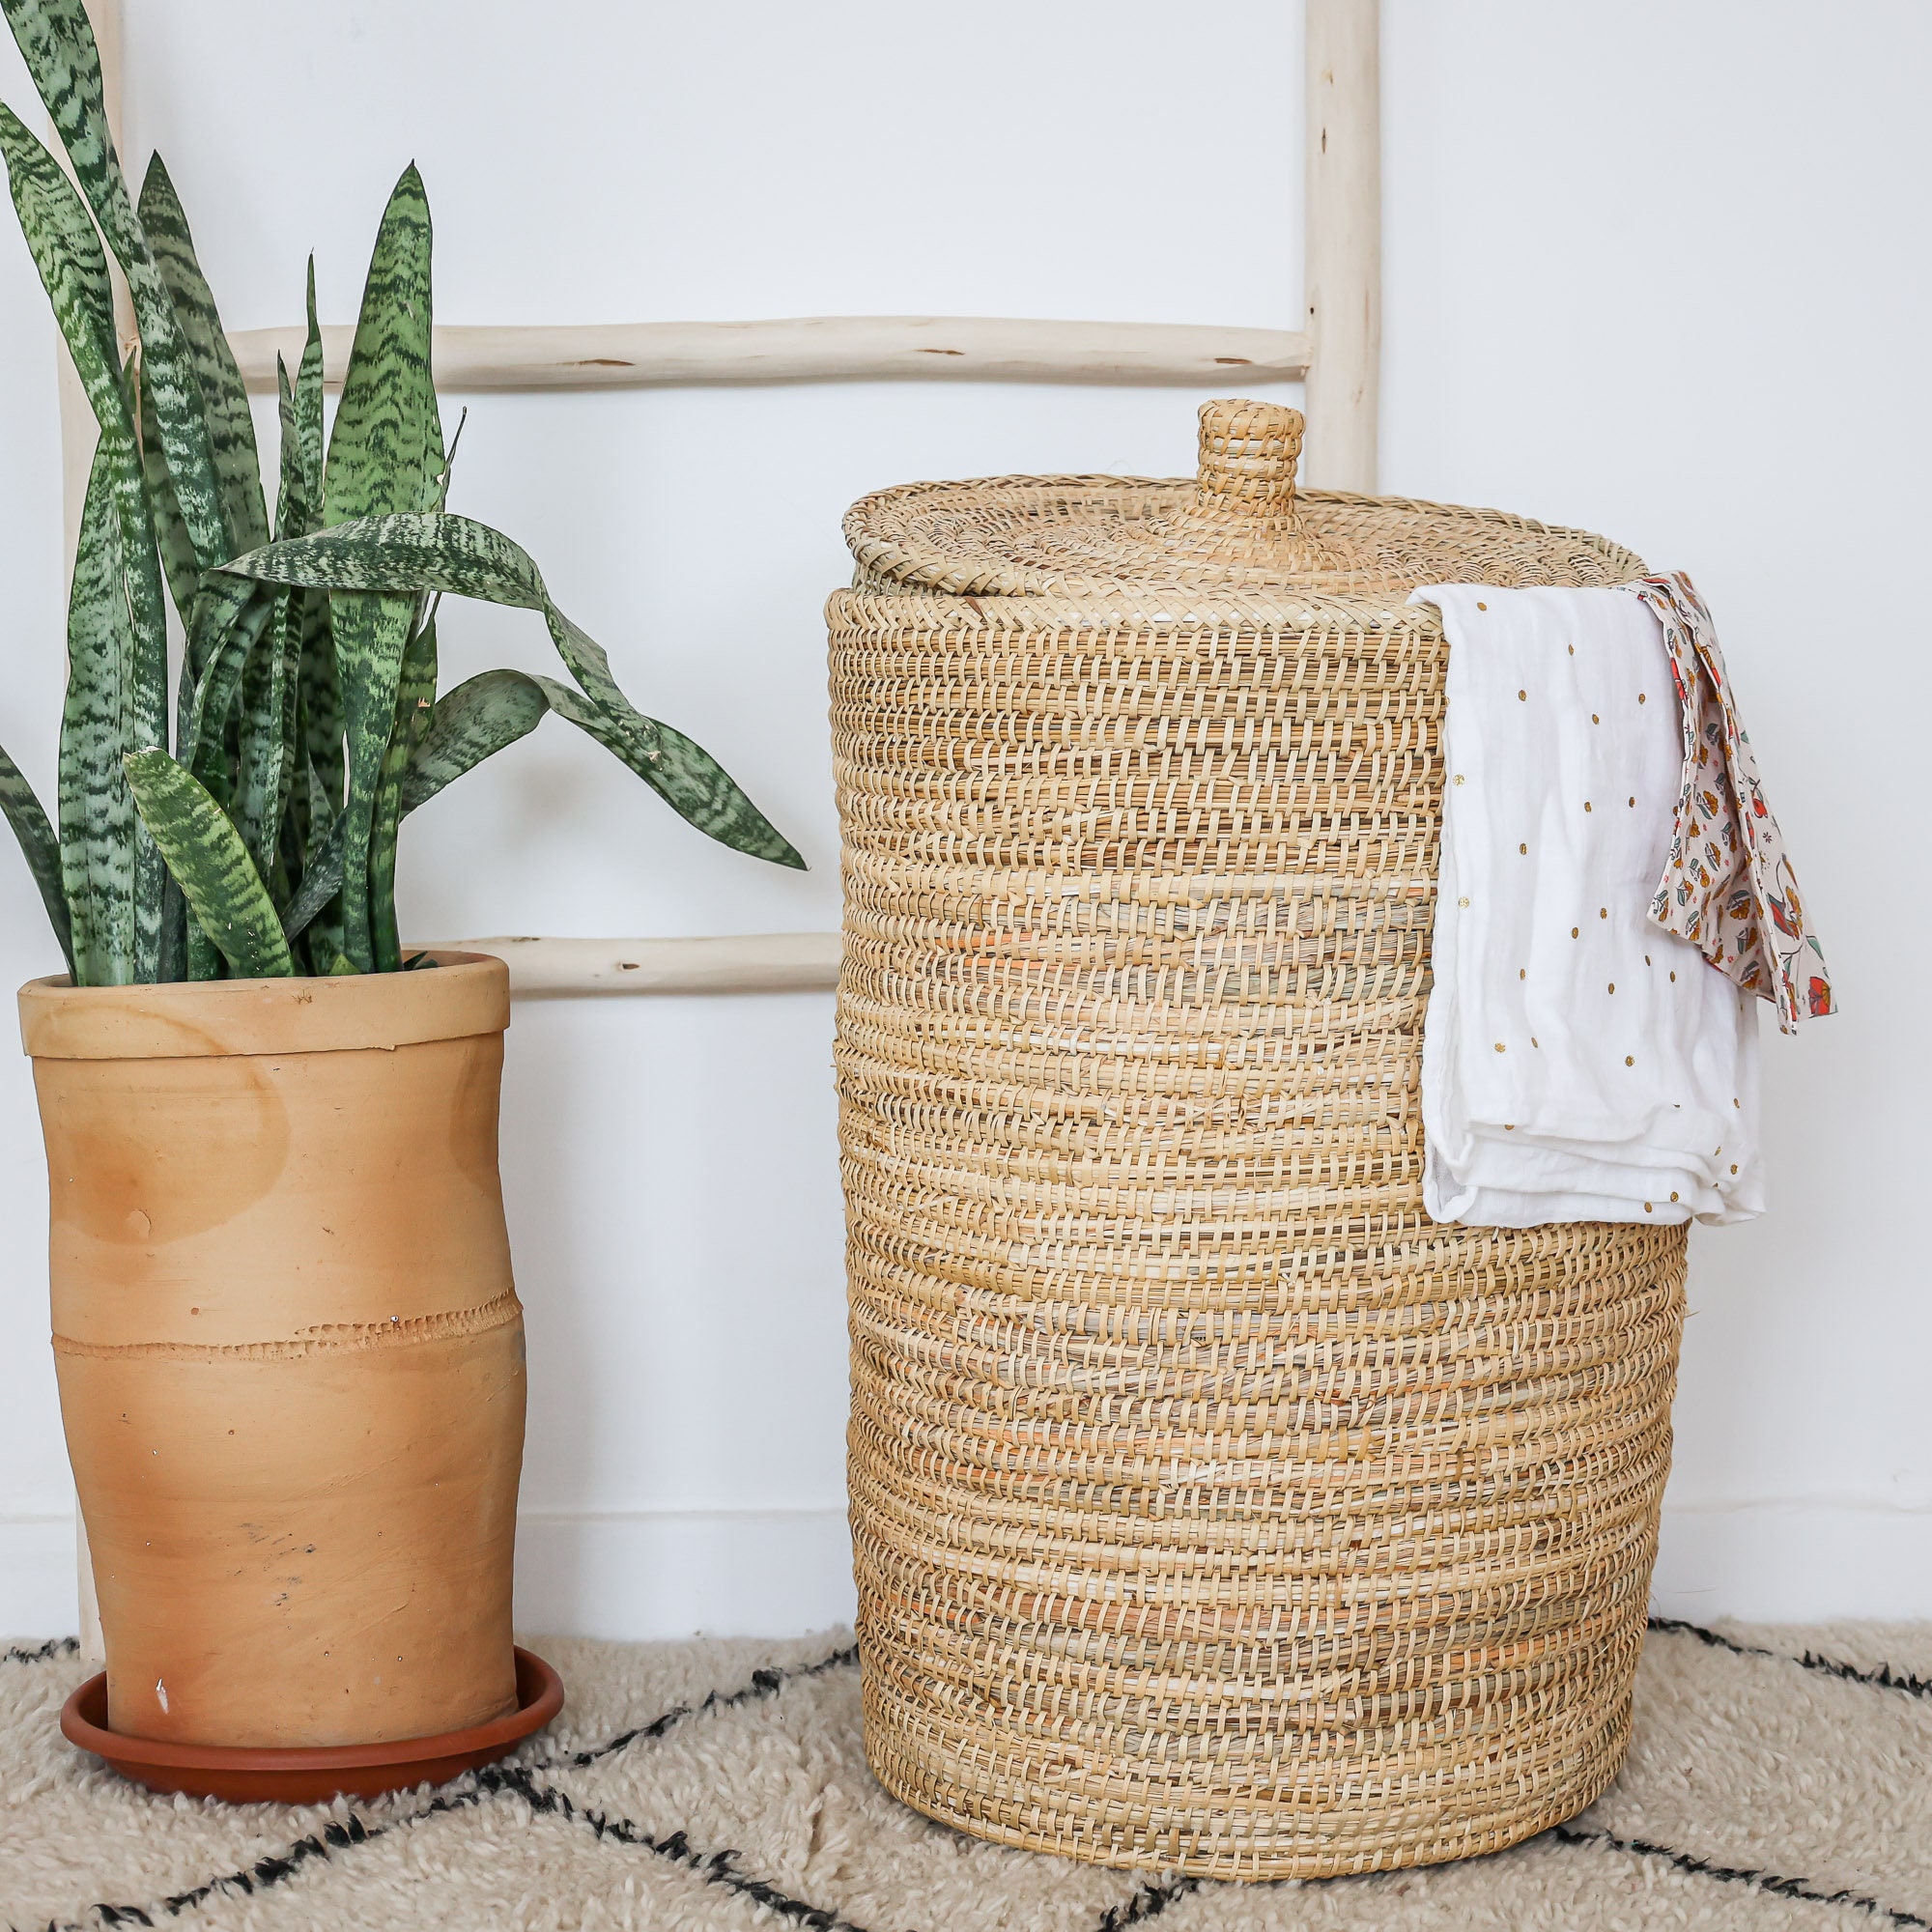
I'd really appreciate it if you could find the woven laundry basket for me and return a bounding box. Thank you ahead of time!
[828,400,1689,1881]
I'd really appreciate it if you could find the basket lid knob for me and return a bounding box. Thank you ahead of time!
[1193,399,1304,533]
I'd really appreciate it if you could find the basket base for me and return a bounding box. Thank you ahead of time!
[60,1646,562,1804]
[860,1696,1633,1883]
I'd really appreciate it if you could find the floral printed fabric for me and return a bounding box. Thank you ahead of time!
[1624,573,1833,1034]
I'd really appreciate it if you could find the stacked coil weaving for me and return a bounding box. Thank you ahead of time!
[830,400,1690,1880]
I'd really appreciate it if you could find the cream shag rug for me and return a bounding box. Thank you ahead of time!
[3,1617,1929,1932]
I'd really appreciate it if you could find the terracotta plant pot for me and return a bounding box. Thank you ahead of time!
[18,953,526,1749]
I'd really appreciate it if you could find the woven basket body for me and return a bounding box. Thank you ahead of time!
[829,402,1689,1880]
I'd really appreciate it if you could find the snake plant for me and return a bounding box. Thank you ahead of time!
[0,0,802,984]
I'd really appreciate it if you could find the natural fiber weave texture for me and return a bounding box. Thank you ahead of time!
[829,401,1689,1880]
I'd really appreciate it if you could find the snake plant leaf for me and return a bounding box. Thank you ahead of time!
[138,364,198,626]
[321,164,440,974]
[219,513,804,867]
[234,594,298,886]
[217,515,650,754]
[0,110,173,977]
[3,0,229,567]
[325,586,412,971]
[274,355,296,531]
[290,264,339,833]
[137,153,267,557]
[293,256,325,525]
[58,437,137,984]
[324,165,440,530]
[368,613,437,972]
[0,740,73,977]
[180,579,273,976]
[156,876,186,983]
[298,589,343,814]
[185,914,223,980]
[304,757,336,837]
[112,371,170,986]
[272,588,304,851]
[182,580,275,778]
[531,676,804,868]
[279,803,344,944]
[398,668,551,814]
[224,513,537,603]
[0,111,164,673]
[0,100,117,412]
[123,749,293,979]
[231,358,308,887]
[288,270,340,951]
[309,641,808,935]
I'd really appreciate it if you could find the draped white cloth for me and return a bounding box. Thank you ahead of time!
[1413,584,1762,1227]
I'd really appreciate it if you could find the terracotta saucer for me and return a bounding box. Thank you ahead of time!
[60,1646,564,1804]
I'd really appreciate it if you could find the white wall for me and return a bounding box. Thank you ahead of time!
[1,1,1925,1638]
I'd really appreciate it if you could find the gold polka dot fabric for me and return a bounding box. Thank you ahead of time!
[1412,584,1762,1228]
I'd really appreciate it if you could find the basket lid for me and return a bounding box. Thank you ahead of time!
[842,398,1640,607]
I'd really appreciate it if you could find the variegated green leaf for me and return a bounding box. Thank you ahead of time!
[272,589,303,865]
[3,0,230,567]
[323,166,440,530]
[138,363,198,626]
[530,676,803,869]
[434,406,467,511]
[273,351,313,544]
[405,667,799,864]
[399,668,550,814]
[298,588,343,819]
[185,916,223,980]
[219,513,803,867]
[179,573,264,975]
[222,513,649,753]
[322,587,410,972]
[230,357,307,889]
[289,263,341,878]
[234,590,298,886]
[368,613,437,972]
[0,109,171,976]
[58,435,136,983]
[273,355,296,529]
[280,802,344,944]
[137,153,267,558]
[364,417,466,943]
[0,100,115,397]
[0,739,73,976]
[293,256,325,526]
[156,875,186,982]
[182,580,274,778]
[0,116,167,693]
[226,512,542,600]
[124,749,292,979]
[320,164,440,974]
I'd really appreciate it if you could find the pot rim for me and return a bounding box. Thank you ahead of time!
[18,951,510,1061]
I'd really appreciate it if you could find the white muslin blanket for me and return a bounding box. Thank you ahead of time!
[1413,584,1762,1227]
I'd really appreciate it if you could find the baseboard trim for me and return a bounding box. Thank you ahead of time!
[513,1507,856,1640]
[1651,1499,1932,1621]
[0,1516,78,1644]
[3,1500,1925,1642]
